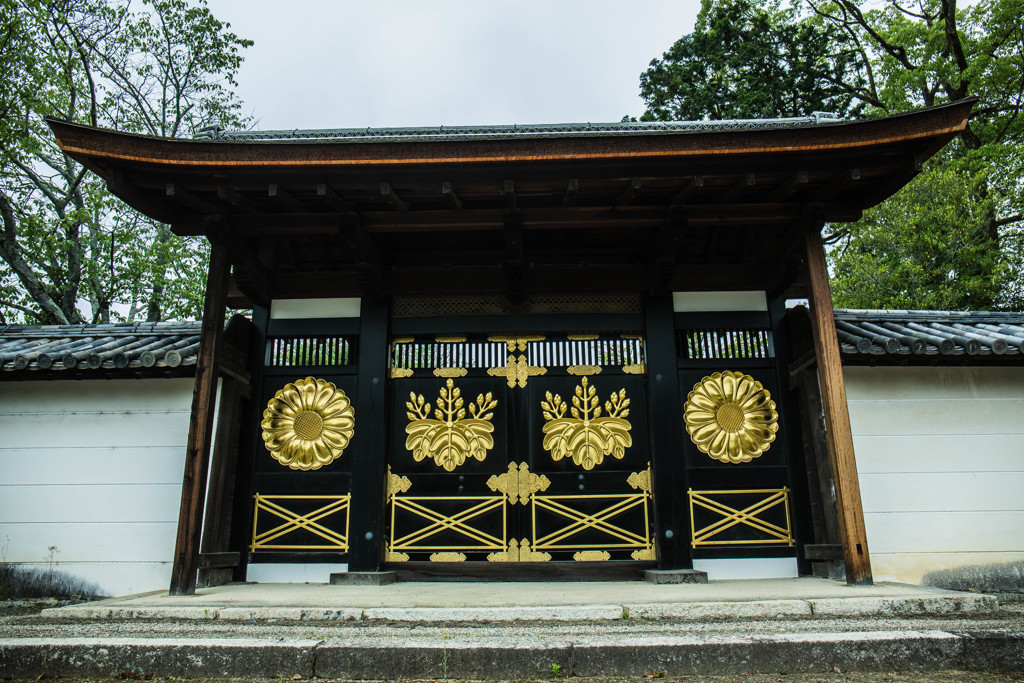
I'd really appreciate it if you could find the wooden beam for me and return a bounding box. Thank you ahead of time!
[380,182,409,211]
[767,171,808,202]
[563,178,579,207]
[166,183,225,215]
[816,168,860,202]
[170,241,230,595]
[442,181,462,209]
[671,175,703,206]
[649,208,687,294]
[617,177,642,206]
[217,184,264,213]
[804,228,872,585]
[504,212,524,303]
[716,173,756,203]
[106,170,176,224]
[318,183,353,211]
[268,183,309,211]
[504,179,516,211]
[338,214,383,296]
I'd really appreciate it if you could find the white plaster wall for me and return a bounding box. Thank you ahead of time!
[0,378,193,596]
[845,366,1024,585]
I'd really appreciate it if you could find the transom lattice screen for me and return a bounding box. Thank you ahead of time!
[389,335,645,371]
[678,328,773,360]
[267,335,356,367]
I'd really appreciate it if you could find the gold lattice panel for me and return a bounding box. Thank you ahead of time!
[531,492,653,559]
[250,494,350,551]
[688,488,794,547]
[387,495,507,559]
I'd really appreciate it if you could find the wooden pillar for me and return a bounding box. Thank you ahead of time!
[347,297,390,571]
[804,229,872,585]
[643,293,692,569]
[170,242,230,596]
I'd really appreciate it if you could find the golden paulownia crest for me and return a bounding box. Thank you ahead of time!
[261,377,355,471]
[683,371,779,464]
[486,462,551,505]
[405,379,498,471]
[541,377,632,470]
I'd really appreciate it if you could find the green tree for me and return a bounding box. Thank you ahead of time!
[639,0,862,121]
[809,0,1024,309]
[638,0,1024,310]
[0,0,252,324]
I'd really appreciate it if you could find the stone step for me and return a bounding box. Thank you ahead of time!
[2,629,1022,679]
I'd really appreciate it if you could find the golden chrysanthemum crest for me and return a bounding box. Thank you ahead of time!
[683,371,778,464]
[261,377,355,471]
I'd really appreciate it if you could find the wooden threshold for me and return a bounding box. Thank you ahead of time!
[384,561,655,582]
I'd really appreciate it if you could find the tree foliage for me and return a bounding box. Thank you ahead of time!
[638,0,1024,310]
[0,0,252,324]
[640,0,863,121]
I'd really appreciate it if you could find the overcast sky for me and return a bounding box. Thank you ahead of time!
[202,1,703,132]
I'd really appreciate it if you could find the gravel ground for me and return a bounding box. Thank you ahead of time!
[2,674,1024,682]
[2,603,1022,643]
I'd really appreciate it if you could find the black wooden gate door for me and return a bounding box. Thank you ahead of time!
[384,333,656,568]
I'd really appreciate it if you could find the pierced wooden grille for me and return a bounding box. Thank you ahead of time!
[392,296,507,318]
[391,294,641,317]
[389,334,645,371]
[679,328,772,360]
[267,335,356,367]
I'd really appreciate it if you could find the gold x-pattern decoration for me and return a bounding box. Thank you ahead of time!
[389,495,506,553]
[688,488,794,547]
[250,494,350,551]
[532,493,651,552]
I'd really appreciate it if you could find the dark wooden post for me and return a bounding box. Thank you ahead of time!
[804,229,872,585]
[347,298,390,571]
[170,242,230,595]
[643,293,691,569]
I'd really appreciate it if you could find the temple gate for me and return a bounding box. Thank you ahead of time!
[47,101,973,592]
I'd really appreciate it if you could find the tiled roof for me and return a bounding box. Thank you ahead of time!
[835,309,1024,359]
[0,321,201,375]
[3,310,1023,378]
[194,113,843,143]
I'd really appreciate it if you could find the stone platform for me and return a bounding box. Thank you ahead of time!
[2,577,1021,679]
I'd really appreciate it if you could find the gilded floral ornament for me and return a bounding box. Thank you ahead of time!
[406,379,498,471]
[541,377,632,470]
[261,377,355,471]
[683,371,778,464]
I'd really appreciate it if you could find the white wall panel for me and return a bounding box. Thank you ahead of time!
[0,485,183,523]
[845,366,1024,400]
[0,378,191,596]
[871,552,1024,585]
[847,365,1024,585]
[9,561,173,598]
[2,522,178,562]
[0,412,189,449]
[847,398,1024,437]
[864,511,1024,554]
[0,447,184,485]
[859,472,1024,512]
[853,434,1024,474]
[692,558,799,579]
